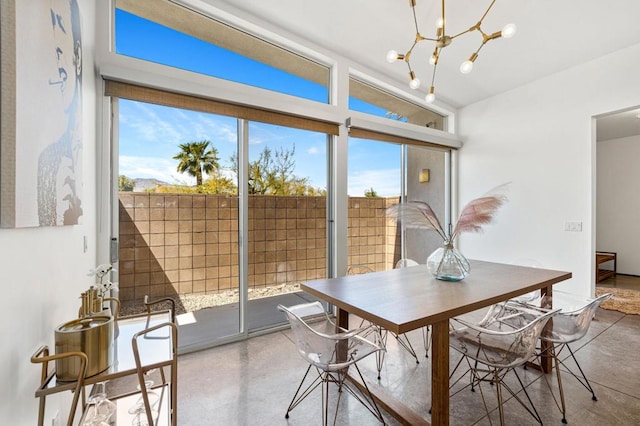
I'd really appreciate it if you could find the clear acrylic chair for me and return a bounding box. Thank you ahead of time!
[483,290,613,424]
[278,301,386,425]
[534,290,613,424]
[449,306,559,425]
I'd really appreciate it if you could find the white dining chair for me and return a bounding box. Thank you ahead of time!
[535,290,613,424]
[481,290,613,424]
[278,301,386,425]
[449,306,559,425]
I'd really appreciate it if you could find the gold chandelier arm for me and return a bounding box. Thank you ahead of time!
[483,30,503,43]
[469,40,488,59]
[410,2,437,43]
[404,40,420,63]
[450,0,496,40]
[406,58,415,74]
[449,26,477,40]
[430,62,438,87]
[411,0,420,34]
[478,0,497,24]
[431,47,441,65]
[440,0,446,40]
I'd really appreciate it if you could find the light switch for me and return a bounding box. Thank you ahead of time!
[564,221,583,232]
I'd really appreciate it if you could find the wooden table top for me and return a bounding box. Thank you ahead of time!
[302,259,572,335]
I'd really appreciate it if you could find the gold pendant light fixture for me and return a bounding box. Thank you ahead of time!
[386,0,516,103]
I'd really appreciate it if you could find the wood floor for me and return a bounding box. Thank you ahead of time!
[597,273,640,290]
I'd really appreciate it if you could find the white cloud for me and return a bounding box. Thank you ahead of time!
[348,168,401,197]
[119,156,192,185]
[125,102,183,144]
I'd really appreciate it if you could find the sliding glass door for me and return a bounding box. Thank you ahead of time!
[114,99,241,349]
[246,122,328,333]
[112,97,330,349]
[347,137,448,272]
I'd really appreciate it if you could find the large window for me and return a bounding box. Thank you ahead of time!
[349,77,445,130]
[108,79,337,348]
[101,0,457,352]
[115,1,330,103]
[347,137,449,272]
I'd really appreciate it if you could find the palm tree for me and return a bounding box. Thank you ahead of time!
[173,140,220,186]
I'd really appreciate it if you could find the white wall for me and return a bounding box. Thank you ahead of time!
[0,1,97,424]
[457,42,640,297]
[406,147,448,263]
[597,134,640,275]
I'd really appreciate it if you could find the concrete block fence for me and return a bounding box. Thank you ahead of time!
[118,193,401,306]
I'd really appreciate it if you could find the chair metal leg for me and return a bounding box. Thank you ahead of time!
[565,344,598,401]
[538,342,599,424]
[392,331,420,364]
[286,364,385,425]
[363,322,420,378]
[375,327,387,380]
[494,370,505,426]
[511,369,543,424]
[422,326,431,358]
[346,363,386,424]
[552,345,568,424]
[322,375,329,426]
[551,343,599,424]
[285,364,322,419]
[452,364,543,426]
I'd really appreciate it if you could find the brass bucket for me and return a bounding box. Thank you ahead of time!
[54,315,114,381]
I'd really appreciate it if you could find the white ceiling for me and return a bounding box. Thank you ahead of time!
[213,0,640,110]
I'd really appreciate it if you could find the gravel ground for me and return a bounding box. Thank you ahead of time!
[118,283,302,317]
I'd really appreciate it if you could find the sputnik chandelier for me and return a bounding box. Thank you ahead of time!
[386,0,516,103]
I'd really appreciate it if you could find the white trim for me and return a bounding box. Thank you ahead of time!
[590,115,597,294]
[346,115,462,149]
[100,55,342,124]
[168,0,335,69]
[238,119,249,334]
[349,68,457,119]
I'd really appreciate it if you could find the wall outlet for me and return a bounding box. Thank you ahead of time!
[564,221,583,232]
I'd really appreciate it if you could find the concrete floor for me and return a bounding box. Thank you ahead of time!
[175,304,640,425]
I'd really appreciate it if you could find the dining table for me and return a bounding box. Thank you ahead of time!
[301,259,572,426]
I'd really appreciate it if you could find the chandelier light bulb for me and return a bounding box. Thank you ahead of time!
[425,86,435,103]
[501,23,517,39]
[409,78,421,90]
[436,17,445,28]
[429,54,437,65]
[460,60,474,74]
[460,52,479,74]
[386,50,399,63]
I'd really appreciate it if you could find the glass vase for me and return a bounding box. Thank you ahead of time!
[427,241,470,281]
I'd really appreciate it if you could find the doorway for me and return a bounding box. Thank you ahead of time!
[595,106,640,286]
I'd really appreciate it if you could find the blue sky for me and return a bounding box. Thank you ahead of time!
[116,9,402,196]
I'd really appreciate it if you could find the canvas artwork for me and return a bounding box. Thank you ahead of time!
[1,0,83,227]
